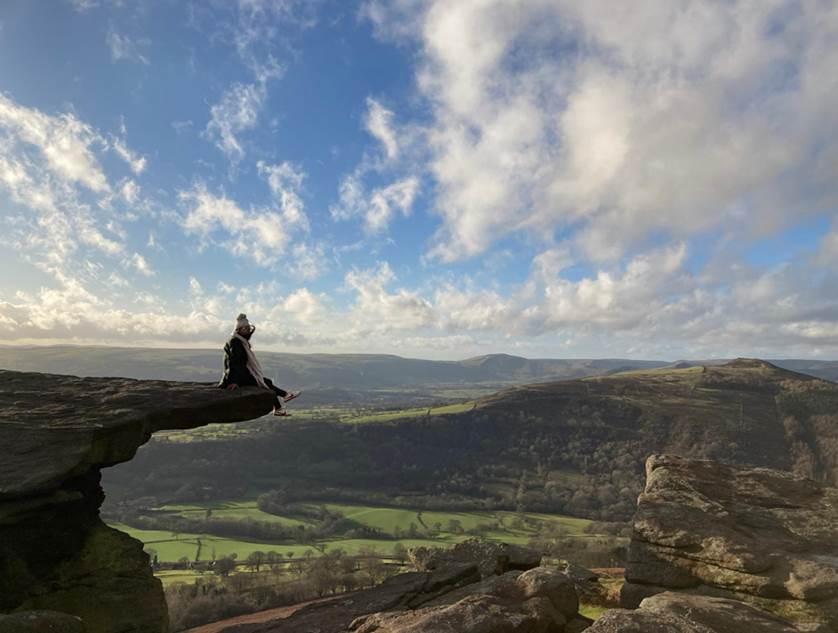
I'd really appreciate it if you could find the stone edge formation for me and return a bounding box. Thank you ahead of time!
[0,370,275,633]
[619,454,838,631]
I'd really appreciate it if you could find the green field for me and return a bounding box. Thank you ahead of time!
[157,500,309,527]
[154,402,477,443]
[155,569,215,587]
[342,402,475,424]
[113,522,463,561]
[111,502,592,564]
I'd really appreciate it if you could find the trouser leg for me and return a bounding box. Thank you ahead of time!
[264,378,288,405]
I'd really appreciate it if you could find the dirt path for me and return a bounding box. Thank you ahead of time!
[182,597,336,633]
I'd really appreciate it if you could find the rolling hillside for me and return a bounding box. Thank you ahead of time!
[103,359,838,522]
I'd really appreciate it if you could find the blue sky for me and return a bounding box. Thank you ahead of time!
[1,0,837,360]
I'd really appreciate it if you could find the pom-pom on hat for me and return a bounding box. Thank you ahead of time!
[235,313,252,332]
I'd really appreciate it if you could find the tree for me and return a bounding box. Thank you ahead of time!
[359,555,385,587]
[266,551,281,573]
[247,550,266,572]
[392,543,408,564]
[215,556,236,577]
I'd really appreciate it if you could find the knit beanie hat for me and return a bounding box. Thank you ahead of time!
[235,313,251,332]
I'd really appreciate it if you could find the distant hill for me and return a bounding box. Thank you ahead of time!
[0,345,668,389]
[1,344,835,389]
[768,359,838,383]
[103,358,838,522]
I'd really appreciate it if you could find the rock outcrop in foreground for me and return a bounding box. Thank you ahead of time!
[589,592,823,632]
[223,540,592,633]
[0,370,275,633]
[621,454,838,630]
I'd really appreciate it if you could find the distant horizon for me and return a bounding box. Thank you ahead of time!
[2,341,837,365]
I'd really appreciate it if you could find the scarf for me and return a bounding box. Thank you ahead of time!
[233,333,268,389]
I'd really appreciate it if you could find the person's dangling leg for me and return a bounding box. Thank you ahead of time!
[264,377,288,399]
[264,378,290,416]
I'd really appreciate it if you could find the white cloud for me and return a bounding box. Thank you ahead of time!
[345,262,435,332]
[120,179,139,203]
[180,184,289,266]
[0,93,109,192]
[0,94,146,283]
[5,243,838,358]
[365,177,419,233]
[106,29,150,65]
[0,277,229,346]
[204,82,266,164]
[112,138,147,174]
[230,0,316,76]
[180,170,321,273]
[128,252,154,277]
[434,284,517,333]
[331,174,419,233]
[535,243,689,330]
[68,0,99,12]
[171,120,193,135]
[364,1,838,264]
[189,276,203,295]
[257,160,309,231]
[364,97,399,161]
[330,174,365,222]
[288,242,328,281]
[281,287,325,322]
[195,0,320,168]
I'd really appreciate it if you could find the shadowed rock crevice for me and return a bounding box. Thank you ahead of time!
[0,370,275,633]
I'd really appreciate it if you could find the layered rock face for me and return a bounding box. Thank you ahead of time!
[224,540,592,633]
[589,593,823,633]
[0,370,274,633]
[621,454,838,629]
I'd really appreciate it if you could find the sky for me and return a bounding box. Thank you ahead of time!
[0,0,837,360]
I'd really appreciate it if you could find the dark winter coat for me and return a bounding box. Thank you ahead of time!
[217,336,258,388]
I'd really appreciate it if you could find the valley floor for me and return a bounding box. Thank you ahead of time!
[110,500,595,585]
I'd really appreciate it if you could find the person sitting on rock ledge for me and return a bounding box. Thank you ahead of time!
[218,313,300,416]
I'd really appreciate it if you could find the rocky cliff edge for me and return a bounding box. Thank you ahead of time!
[0,369,275,633]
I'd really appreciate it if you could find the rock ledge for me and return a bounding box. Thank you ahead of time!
[0,369,275,633]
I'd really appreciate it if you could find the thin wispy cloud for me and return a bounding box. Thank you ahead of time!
[106,28,150,65]
[204,82,265,165]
